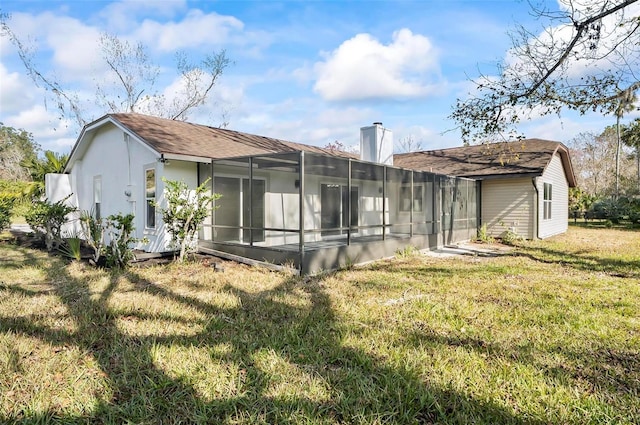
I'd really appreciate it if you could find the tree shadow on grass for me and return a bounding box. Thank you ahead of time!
[401,324,640,407]
[512,245,640,279]
[1,259,546,424]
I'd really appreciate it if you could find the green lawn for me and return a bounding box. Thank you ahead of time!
[1,225,638,424]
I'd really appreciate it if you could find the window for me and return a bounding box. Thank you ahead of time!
[145,168,156,228]
[93,176,102,220]
[543,183,552,220]
[399,185,423,212]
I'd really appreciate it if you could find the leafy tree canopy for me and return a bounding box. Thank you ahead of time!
[451,0,639,143]
[0,123,40,181]
[622,118,640,149]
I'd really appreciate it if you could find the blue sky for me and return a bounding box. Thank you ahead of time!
[1,0,636,154]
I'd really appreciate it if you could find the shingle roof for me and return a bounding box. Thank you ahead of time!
[109,113,356,160]
[393,139,576,187]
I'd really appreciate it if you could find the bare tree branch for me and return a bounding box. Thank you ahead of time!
[1,14,232,132]
[451,0,640,143]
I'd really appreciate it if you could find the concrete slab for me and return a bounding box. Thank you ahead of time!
[422,242,512,258]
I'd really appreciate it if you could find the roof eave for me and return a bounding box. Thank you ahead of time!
[464,172,542,181]
[64,114,162,173]
[162,153,213,163]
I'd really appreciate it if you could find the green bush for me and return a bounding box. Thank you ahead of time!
[0,179,33,228]
[24,197,77,251]
[587,197,640,224]
[501,229,522,245]
[0,195,15,232]
[79,210,104,264]
[59,231,83,261]
[159,177,219,262]
[587,199,623,223]
[618,197,640,224]
[104,213,139,269]
[476,223,494,243]
[396,245,419,259]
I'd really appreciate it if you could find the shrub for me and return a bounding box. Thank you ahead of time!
[0,195,15,232]
[104,213,140,269]
[618,197,640,224]
[476,223,494,243]
[500,229,522,245]
[59,230,83,261]
[79,210,104,264]
[159,177,219,262]
[587,197,640,224]
[587,199,622,222]
[24,196,77,251]
[396,245,419,259]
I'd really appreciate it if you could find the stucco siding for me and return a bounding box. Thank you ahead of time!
[481,178,535,239]
[69,123,161,250]
[537,153,569,238]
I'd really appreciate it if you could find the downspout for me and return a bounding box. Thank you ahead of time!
[124,133,137,233]
[532,177,539,239]
[299,151,305,275]
[124,133,132,186]
[476,180,482,236]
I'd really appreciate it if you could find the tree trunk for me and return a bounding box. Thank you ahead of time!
[178,215,193,262]
[615,114,621,199]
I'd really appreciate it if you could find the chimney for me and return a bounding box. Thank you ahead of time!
[360,122,393,165]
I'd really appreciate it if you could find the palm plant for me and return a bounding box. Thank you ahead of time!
[20,150,69,198]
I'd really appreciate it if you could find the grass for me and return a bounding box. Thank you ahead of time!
[0,225,638,424]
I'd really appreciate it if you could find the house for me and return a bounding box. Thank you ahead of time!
[50,113,478,274]
[394,140,577,240]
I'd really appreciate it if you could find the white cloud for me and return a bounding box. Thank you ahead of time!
[2,11,103,77]
[0,62,39,114]
[521,114,599,142]
[228,94,376,147]
[313,29,441,101]
[4,104,76,151]
[46,20,102,74]
[134,10,244,51]
[394,125,455,151]
[98,0,187,32]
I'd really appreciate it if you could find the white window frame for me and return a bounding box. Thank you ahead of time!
[543,182,552,220]
[93,175,102,220]
[145,167,156,229]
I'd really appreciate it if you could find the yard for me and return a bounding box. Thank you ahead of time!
[0,225,638,424]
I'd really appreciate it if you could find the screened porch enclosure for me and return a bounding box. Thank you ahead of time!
[197,151,478,274]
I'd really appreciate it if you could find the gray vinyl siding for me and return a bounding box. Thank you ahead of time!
[481,178,535,239]
[537,153,569,239]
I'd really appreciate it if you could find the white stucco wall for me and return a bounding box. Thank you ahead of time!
[147,160,199,252]
[68,123,165,251]
[537,153,569,239]
[44,173,78,235]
